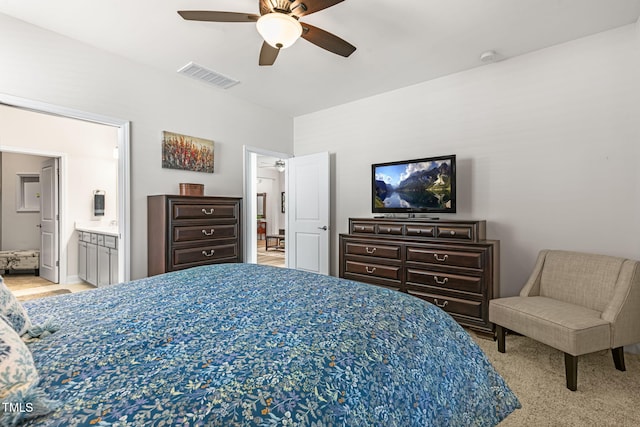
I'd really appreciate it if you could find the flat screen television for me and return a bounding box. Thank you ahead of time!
[372,154,456,214]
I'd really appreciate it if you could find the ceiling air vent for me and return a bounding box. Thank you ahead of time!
[177,62,240,89]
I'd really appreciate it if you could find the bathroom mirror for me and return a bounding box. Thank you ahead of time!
[257,192,266,219]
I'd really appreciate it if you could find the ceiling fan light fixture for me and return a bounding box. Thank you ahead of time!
[275,159,286,172]
[256,13,302,49]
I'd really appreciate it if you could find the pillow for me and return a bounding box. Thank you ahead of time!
[0,277,32,336]
[0,316,56,426]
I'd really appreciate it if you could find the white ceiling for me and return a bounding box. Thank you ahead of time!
[1,0,639,117]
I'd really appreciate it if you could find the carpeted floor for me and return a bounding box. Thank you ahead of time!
[473,332,640,426]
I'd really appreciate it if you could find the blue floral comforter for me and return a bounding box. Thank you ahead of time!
[24,264,519,426]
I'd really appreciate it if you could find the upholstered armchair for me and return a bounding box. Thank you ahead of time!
[489,250,640,391]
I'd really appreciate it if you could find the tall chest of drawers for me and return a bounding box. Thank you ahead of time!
[339,218,499,334]
[147,195,243,276]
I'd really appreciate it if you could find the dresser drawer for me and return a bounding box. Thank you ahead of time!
[344,242,401,260]
[405,268,483,294]
[406,247,483,269]
[172,243,238,267]
[173,224,237,243]
[436,225,473,240]
[344,260,401,281]
[405,225,435,238]
[339,220,497,335]
[406,290,482,319]
[172,203,237,220]
[376,224,404,236]
[148,195,243,276]
[351,222,376,234]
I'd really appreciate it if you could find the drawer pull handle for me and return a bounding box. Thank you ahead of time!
[202,250,216,257]
[433,254,449,262]
[434,299,449,308]
[450,230,456,236]
[365,266,377,274]
[201,208,215,215]
[434,276,449,285]
[365,247,377,254]
[416,229,422,234]
[201,229,215,236]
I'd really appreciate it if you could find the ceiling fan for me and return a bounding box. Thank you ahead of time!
[258,159,286,172]
[178,0,356,66]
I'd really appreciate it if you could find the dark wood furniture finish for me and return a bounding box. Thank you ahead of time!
[339,218,499,334]
[147,195,242,276]
[265,234,285,251]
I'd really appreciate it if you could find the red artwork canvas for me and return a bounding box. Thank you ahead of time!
[162,131,214,173]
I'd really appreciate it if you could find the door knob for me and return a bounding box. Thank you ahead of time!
[318,226,328,231]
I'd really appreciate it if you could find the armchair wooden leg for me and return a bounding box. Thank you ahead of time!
[612,347,626,371]
[496,325,506,353]
[564,353,578,391]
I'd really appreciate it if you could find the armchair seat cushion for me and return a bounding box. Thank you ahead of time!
[490,296,610,356]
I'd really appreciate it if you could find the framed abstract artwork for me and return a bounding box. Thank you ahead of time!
[162,131,214,173]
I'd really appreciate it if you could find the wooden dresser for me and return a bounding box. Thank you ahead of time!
[147,195,243,276]
[339,218,499,334]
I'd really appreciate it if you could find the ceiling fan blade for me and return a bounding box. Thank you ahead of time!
[300,22,356,57]
[178,11,260,22]
[290,0,344,17]
[259,42,280,66]
[259,0,272,16]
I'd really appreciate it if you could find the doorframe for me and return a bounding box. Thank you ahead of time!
[242,145,291,265]
[0,93,131,283]
[1,147,67,282]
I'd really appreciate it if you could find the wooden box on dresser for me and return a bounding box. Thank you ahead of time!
[147,195,243,276]
[339,218,499,334]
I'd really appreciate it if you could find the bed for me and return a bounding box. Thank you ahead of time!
[13,263,519,426]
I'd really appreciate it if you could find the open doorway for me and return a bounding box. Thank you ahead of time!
[243,148,331,274]
[0,93,131,287]
[242,146,291,267]
[256,155,286,268]
[0,152,57,284]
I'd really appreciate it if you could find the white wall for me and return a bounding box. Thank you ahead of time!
[0,106,118,280]
[294,23,640,296]
[0,13,293,279]
[0,152,49,250]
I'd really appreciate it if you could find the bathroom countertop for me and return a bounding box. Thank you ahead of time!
[75,225,119,237]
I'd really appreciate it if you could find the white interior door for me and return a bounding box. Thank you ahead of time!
[39,158,59,283]
[287,152,330,274]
